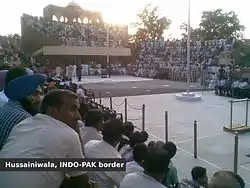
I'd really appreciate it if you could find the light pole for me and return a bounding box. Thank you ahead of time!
[106,24,111,78]
[186,0,191,93]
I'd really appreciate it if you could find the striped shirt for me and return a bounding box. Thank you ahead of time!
[0,100,31,150]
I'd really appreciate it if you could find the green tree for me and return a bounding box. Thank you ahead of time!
[132,4,171,42]
[180,22,200,40]
[197,9,245,40]
[232,40,250,66]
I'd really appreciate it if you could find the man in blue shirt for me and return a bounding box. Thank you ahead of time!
[0,67,46,150]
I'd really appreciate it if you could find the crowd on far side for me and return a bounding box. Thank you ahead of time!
[23,14,128,48]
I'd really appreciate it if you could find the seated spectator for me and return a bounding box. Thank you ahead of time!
[208,171,245,188]
[238,78,249,98]
[126,143,148,174]
[0,67,45,150]
[239,78,248,90]
[215,77,227,96]
[76,84,85,99]
[84,118,126,188]
[155,141,165,148]
[148,141,156,148]
[0,89,89,188]
[80,109,103,145]
[163,142,179,188]
[140,130,149,142]
[120,147,170,188]
[178,166,208,188]
[0,70,8,105]
[119,131,146,162]
[117,121,135,151]
[231,79,240,97]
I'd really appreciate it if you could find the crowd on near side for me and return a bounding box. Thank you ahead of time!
[0,66,246,188]
[22,14,128,48]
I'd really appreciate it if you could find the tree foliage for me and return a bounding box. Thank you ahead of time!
[132,4,171,42]
[232,40,250,66]
[180,22,200,40]
[195,9,245,41]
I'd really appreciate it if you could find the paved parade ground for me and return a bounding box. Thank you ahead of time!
[76,76,250,186]
[75,76,203,97]
[100,91,250,186]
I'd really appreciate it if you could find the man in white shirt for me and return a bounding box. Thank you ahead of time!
[76,84,85,99]
[84,118,126,188]
[80,109,103,145]
[238,78,249,98]
[231,79,240,98]
[126,143,147,174]
[120,147,170,188]
[0,70,8,106]
[0,89,89,188]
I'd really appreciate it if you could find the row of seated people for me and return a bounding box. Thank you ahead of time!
[23,14,128,47]
[0,67,245,188]
[215,78,250,98]
[133,38,233,82]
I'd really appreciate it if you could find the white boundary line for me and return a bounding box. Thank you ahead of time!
[147,131,250,185]
[175,133,224,144]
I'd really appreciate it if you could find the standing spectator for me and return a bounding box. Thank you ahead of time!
[84,118,125,188]
[120,147,170,188]
[178,166,208,188]
[0,89,89,188]
[0,68,46,150]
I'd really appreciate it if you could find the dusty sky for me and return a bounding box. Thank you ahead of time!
[0,0,249,39]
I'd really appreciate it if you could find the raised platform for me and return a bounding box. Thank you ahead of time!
[98,79,117,84]
[176,92,202,101]
[223,124,250,133]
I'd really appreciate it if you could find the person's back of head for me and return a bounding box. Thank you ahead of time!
[140,131,148,143]
[0,70,8,90]
[102,118,123,146]
[191,166,208,187]
[133,143,148,165]
[123,121,134,138]
[129,131,143,147]
[84,109,103,130]
[163,141,177,159]
[5,67,28,86]
[147,141,156,148]
[155,141,164,148]
[208,171,245,188]
[144,147,170,182]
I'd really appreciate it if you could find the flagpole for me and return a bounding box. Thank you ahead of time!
[186,0,191,93]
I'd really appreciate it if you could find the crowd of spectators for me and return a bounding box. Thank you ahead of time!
[214,65,250,98]
[0,35,31,65]
[131,38,233,83]
[0,66,246,188]
[23,14,128,47]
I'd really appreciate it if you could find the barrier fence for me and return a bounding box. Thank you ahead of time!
[98,93,146,131]
[164,111,241,173]
[95,91,243,174]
